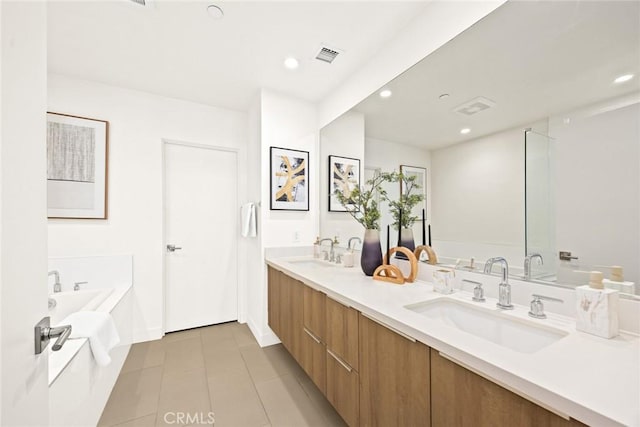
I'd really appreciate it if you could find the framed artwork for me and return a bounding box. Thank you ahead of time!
[400,164,427,218]
[47,112,109,219]
[270,146,309,211]
[329,155,360,212]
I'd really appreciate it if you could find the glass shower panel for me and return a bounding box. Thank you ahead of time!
[525,129,556,280]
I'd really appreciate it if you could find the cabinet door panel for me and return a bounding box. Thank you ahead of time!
[326,297,359,371]
[301,327,326,394]
[289,278,304,363]
[303,286,325,341]
[431,349,586,427]
[326,349,359,427]
[359,314,430,427]
[267,267,282,339]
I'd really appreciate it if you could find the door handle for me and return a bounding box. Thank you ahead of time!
[35,317,72,354]
[167,244,183,252]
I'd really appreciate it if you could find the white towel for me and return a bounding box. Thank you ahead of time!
[241,202,257,237]
[62,311,120,366]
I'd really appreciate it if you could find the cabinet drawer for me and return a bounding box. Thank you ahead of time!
[326,348,359,427]
[303,286,325,341]
[326,296,359,371]
[301,327,326,395]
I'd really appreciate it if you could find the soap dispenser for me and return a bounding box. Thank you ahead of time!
[313,236,320,259]
[575,270,619,338]
[598,265,636,293]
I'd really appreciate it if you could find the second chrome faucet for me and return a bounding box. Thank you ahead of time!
[484,257,514,310]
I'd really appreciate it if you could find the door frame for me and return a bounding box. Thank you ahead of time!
[161,139,245,335]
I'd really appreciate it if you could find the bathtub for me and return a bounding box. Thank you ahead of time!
[49,288,114,325]
[48,255,133,427]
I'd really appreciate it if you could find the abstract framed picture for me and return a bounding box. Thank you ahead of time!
[270,146,309,211]
[400,164,427,218]
[329,155,360,212]
[47,112,109,219]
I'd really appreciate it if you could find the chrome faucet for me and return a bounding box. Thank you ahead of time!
[484,257,513,310]
[319,238,336,262]
[48,270,62,293]
[524,253,544,280]
[347,237,361,250]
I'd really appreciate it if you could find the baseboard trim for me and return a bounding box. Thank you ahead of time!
[247,317,280,347]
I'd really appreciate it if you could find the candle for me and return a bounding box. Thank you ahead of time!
[398,208,403,246]
[428,224,432,247]
[422,209,426,246]
[386,225,390,264]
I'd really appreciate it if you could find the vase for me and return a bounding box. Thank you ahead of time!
[361,229,383,276]
[396,228,415,260]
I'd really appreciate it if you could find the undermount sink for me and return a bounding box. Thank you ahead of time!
[405,299,568,354]
[287,259,334,268]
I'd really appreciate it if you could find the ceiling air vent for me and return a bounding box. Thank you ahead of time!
[453,97,496,116]
[315,47,341,64]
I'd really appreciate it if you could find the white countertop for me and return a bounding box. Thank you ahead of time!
[266,255,640,427]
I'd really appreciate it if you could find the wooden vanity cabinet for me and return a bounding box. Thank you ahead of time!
[359,314,431,427]
[430,349,587,427]
[325,296,360,426]
[301,286,326,394]
[267,267,303,362]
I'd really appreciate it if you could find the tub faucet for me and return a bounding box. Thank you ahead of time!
[484,257,513,310]
[48,270,62,293]
[524,253,544,280]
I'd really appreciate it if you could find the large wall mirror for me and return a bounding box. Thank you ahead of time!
[319,0,640,296]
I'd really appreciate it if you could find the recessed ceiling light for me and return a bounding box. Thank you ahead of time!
[460,128,471,135]
[207,4,224,19]
[614,74,634,84]
[379,89,392,98]
[284,57,299,70]
[439,93,450,100]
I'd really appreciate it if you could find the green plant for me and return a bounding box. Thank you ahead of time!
[381,171,425,229]
[333,173,387,230]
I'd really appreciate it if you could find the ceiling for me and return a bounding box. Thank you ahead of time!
[47,0,429,111]
[354,1,640,149]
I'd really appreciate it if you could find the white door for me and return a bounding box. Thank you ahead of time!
[164,142,238,332]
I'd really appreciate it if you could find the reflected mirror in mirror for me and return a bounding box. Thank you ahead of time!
[319,0,640,296]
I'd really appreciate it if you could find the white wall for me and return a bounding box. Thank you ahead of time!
[551,97,639,284]
[365,137,431,252]
[1,1,49,424]
[246,89,318,346]
[47,75,248,342]
[319,111,365,246]
[318,1,506,128]
[430,126,527,264]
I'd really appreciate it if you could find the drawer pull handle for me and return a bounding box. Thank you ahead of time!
[327,348,352,373]
[303,327,321,344]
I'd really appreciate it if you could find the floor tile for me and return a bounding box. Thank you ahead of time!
[110,413,157,427]
[161,328,201,344]
[254,374,328,427]
[156,368,212,426]
[208,368,269,427]
[163,336,205,374]
[231,323,259,348]
[298,377,346,427]
[120,341,165,374]
[98,366,163,426]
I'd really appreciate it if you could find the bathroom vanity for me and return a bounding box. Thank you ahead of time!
[266,256,639,427]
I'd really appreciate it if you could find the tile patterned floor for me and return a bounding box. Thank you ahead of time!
[98,322,346,427]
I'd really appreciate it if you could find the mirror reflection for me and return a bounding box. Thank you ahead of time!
[319,0,640,295]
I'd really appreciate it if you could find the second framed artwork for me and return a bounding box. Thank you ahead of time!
[328,155,360,212]
[270,146,309,211]
[400,164,427,217]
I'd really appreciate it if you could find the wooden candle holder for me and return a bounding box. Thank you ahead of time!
[414,245,438,265]
[373,246,418,284]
